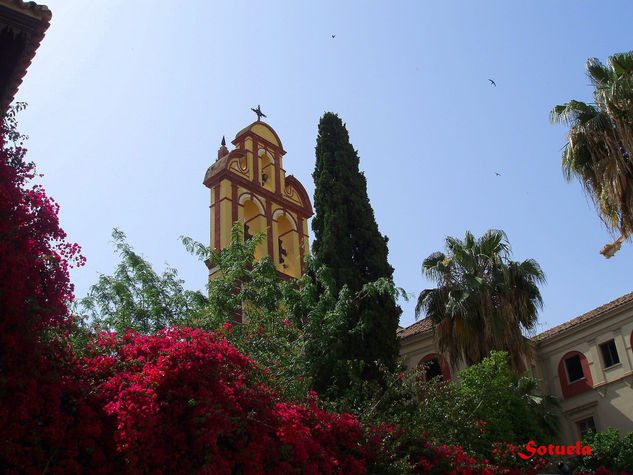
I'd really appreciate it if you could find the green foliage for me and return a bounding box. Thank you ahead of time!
[416,229,545,371]
[413,376,488,454]
[78,228,209,333]
[181,223,313,400]
[183,222,407,404]
[458,351,552,445]
[387,352,559,462]
[551,51,633,238]
[1,102,29,157]
[572,428,633,473]
[311,112,401,395]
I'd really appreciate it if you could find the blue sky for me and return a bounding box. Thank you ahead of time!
[15,1,633,332]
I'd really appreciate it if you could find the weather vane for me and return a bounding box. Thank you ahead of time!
[251,105,266,121]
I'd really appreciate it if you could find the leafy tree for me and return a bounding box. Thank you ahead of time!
[512,370,560,440]
[311,112,401,394]
[551,51,633,240]
[79,228,208,333]
[458,351,553,445]
[368,352,556,471]
[182,223,314,400]
[416,229,545,371]
[572,427,633,473]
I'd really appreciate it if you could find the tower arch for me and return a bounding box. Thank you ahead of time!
[238,193,267,261]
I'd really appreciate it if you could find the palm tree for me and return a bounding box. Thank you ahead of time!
[415,230,545,372]
[513,373,560,440]
[551,51,633,240]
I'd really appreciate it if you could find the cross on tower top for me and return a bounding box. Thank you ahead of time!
[251,105,266,121]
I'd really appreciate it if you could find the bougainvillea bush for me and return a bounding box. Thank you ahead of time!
[77,327,547,474]
[81,327,375,474]
[0,105,100,473]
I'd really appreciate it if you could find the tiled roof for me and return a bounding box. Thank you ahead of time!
[533,291,633,342]
[398,291,633,343]
[0,0,52,114]
[397,317,433,340]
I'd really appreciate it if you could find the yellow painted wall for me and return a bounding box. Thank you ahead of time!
[252,123,279,146]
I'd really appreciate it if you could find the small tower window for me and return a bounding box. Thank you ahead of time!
[259,149,275,191]
[599,340,620,368]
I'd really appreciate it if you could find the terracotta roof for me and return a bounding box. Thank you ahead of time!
[0,0,52,114]
[398,291,633,343]
[397,317,433,339]
[534,291,633,342]
[202,148,246,187]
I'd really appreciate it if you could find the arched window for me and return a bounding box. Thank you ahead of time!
[239,194,266,261]
[558,351,593,399]
[274,211,299,278]
[418,353,451,382]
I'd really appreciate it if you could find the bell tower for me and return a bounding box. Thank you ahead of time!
[203,115,313,281]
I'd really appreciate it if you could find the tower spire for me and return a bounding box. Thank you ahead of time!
[217,135,228,160]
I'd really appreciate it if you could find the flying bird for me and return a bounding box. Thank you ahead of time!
[495,172,501,176]
[489,79,496,87]
[331,34,336,38]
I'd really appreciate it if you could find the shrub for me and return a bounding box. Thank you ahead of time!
[572,427,633,473]
[0,104,96,473]
[82,327,375,474]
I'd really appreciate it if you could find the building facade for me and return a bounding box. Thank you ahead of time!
[202,119,313,288]
[398,292,633,444]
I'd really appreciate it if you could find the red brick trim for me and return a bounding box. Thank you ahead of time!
[558,351,593,399]
[278,228,297,238]
[213,185,221,251]
[266,200,274,257]
[252,139,259,185]
[275,150,282,196]
[205,169,313,218]
[284,175,314,215]
[298,216,305,275]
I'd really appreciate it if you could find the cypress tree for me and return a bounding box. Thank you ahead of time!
[311,112,401,391]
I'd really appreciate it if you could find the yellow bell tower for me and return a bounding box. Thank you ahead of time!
[203,114,313,282]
